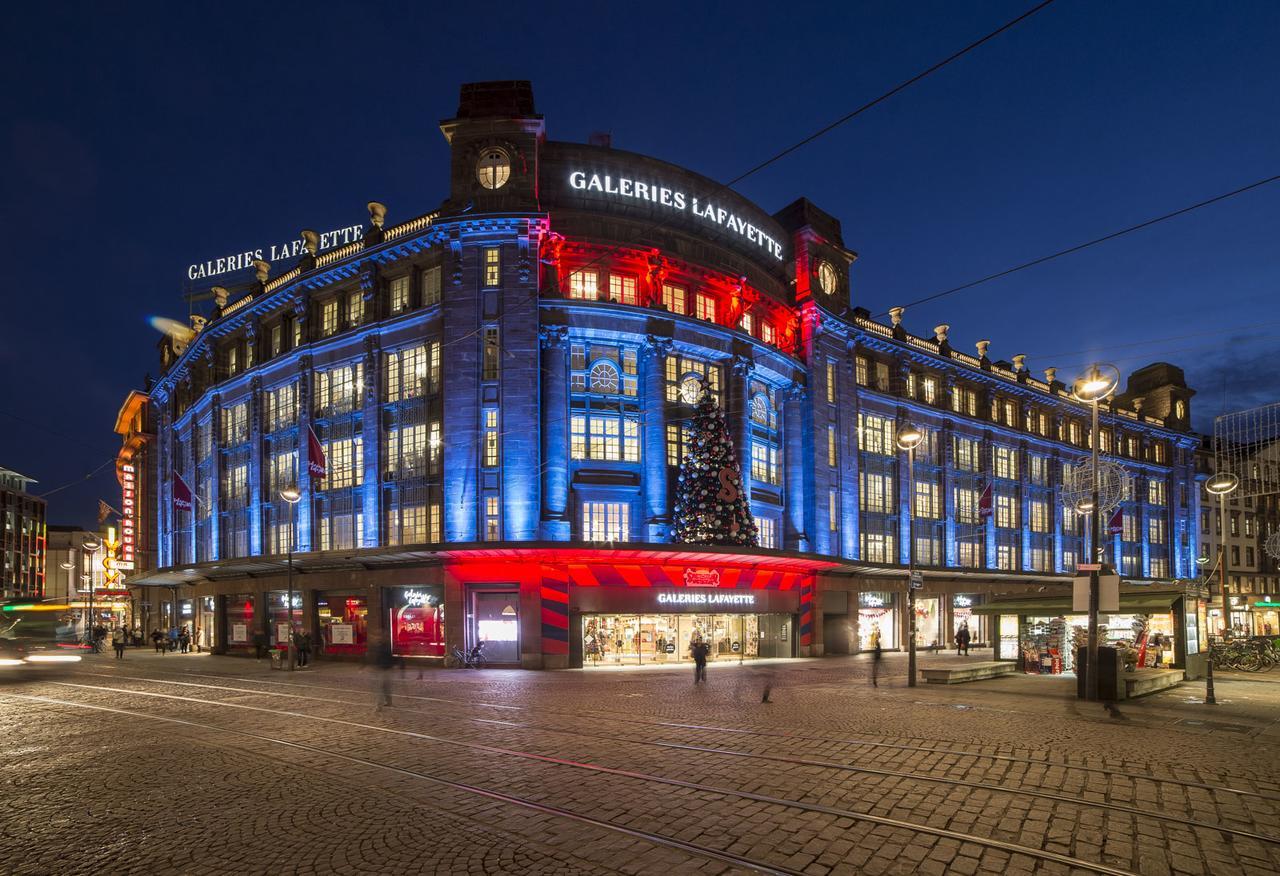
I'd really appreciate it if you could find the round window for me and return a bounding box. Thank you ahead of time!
[476,148,511,190]
[680,376,704,405]
[589,361,620,394]
[816,260,838,296]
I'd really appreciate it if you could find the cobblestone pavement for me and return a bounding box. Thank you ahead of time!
[1,651,1278,875]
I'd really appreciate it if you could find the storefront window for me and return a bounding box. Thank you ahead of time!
[858,592,896,650]
[913,596,942,648]
[1016,612,1180,674]
[472,590,519,663]
[198,597,215,651]
[952,594,984,645]
[267,591,302,648]
[582,613,789,665]
[226,594,255,651]
[318,592,368,656]
[391,586,445,657]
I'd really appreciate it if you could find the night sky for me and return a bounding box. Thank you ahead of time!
[3,0,1277,527]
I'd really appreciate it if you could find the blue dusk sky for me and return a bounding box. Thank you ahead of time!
[1,0,1277,526]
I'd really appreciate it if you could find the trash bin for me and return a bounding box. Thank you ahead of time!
[1076,645,1121,700]
[269,650,285,670]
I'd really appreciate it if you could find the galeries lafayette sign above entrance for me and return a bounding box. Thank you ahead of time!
[567,170,786,263]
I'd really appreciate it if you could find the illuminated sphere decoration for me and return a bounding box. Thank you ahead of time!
[1266,529,1280,562]
[1061,457,1127,515]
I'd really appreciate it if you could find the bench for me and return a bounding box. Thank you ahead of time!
[1124,668,1182,698]
[920,661,1018,684]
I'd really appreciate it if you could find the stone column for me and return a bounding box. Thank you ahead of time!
[942,419,957,567]
[1019,436,1032,570]
[897,404,912,567]
[207,394,222,561]
[729,352,753,507]
[248,376,264,556]
[361,335,382,548]
[213,593,228,655]
[540,326,571,541]
[295,355,313,552]
[783,382,810,552]
[641,334,673,542]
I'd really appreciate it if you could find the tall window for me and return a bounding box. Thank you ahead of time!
[760,321,776,346]
[829,490,839,530]
[483,409,499,467]
[325,437,364,489]
[827,425,837,467]
[483,247,501,287]
[267,449,297,494]
[568,269,598,300]
[995,493,1017,528]
[265,383,297,433]
[422,266,442,306]
[1148,517,1167,544]
[748,385,780,485]
[1147,480,1166,505]
[1029,500,1049,533]
[953,436,979,472]
[483,328,500,381]
[608,274,637,305]
[321,298,339,337]
[570,342,641,463]
[1029,455,1049,486]
[666,355,721,404]
[855,357,869,386]
[825,361,837,404]
[667,423,691,466]
[484,496,500,541]
[694,292,716,322]
[954,486,979,524]
[860,471,894,513]
[346,290,363,327]
[921,376,937,405]
[857,413,895,456]
[385,422,427,478]
[315,362,364,416]
[751,441,779,484]
[582,502,630,542]
[270,324,283,358]
[386,342,440,402]
[862,532,894,564]
[757,516,777,549]
[221,403,249,445]
[662,282,686,314]
[739,312,754,335]
[992,445,1018,480]
[914,480,940,518]
[389,275,411,313]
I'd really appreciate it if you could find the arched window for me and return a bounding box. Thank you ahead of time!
[750,393,774,428]
[589,360,620,394]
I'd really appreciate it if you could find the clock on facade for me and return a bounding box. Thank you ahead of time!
[476,147,511,190]
[816,260,838,296]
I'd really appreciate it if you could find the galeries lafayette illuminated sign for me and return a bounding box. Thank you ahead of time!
[657,592,756,606]
[568,171,785,262]
[186,223,365,281]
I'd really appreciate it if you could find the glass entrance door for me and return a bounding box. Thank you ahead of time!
[472,590,519,663]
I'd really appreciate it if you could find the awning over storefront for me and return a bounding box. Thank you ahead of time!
[972,591,1184,615]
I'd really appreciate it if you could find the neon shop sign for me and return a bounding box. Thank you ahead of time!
[657,592,755,606]
[403,589,437,607]
[567,170,785,262]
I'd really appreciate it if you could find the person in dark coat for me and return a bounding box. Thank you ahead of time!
[374,638,396,707]
[955,623,971,657]
[691,637,710,684]
[151,629,165,653]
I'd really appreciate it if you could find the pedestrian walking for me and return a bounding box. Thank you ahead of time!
[151,629,165,654]
[691,636,710,684]
[869,626,883,688]
[179,626,191,654]
[167,626,179,652]
[955,623,971,657]
[374,637,396,708]
[111,626,126,659]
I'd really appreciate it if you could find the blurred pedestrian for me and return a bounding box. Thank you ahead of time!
[111,625,126,659]
[870,626,883,688]
[955,623,971,657]
[179,626,191,654]
[151,629,165,654]
[374,637,396,708]
[691,636,710,684]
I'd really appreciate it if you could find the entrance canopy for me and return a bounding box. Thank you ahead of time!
[972,590,1184,615]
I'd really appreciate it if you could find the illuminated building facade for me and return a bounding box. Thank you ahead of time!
[139,81,1201,667]
[1,467,46,598]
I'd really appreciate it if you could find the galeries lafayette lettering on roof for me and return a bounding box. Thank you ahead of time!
[567,170,786,262]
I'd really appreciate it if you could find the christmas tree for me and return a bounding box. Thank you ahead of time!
[671,386,759,546]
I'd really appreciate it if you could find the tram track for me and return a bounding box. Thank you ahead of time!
[6,682,1148,876]
[106,664,1280,802]
[60,671,1280,848]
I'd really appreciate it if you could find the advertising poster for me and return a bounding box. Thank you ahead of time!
[231,623,247,643]
[330,624,354,645]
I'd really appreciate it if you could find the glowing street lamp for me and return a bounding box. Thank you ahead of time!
[80,537,101,648]
[1205,471,1239,639]
[897,422,924,688]
[1070,363,1119,703]
[280,486,302,670]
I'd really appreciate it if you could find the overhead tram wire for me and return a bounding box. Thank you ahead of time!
[36,457,117,499]
[424,0,1061,358]
[878,171,1280,318]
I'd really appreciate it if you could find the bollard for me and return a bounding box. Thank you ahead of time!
[1205,654,1216,705]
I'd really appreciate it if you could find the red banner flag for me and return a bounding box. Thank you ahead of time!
[173,471,194,512]
[1107,506,1123,535]
[977,482,993,519]
[307,424,327,479]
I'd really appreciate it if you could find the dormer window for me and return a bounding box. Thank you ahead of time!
[568,269,598,300]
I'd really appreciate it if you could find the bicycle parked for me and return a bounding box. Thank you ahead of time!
[1210,637,1279,672]
[444,641,488,669]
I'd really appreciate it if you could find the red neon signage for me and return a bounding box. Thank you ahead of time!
[120,463,136,570]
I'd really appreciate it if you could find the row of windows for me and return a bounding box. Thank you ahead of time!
[565,270,781,347]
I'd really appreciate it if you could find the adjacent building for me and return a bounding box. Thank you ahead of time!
[1,467,46,598]
[133,81,1203,669]
[1197,436,1280,635]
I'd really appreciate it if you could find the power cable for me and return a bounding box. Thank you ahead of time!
[878,172,1280,318]
[37,458,117,499]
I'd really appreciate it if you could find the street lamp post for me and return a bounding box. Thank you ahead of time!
[81,536,101,650]
[280,486,302,670]
[1071,365,1119,703]
[1206,471,1239,641]
[897,421,924,688]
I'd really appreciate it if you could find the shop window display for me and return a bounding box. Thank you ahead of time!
[858,592,896,650]
[913,596,943,649]
[1017,612,1179,674]
[582,613,789,666]
[318,593,369,656]
[226,594,255,651]
[391,587,445,657]
[952,595,985,646]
